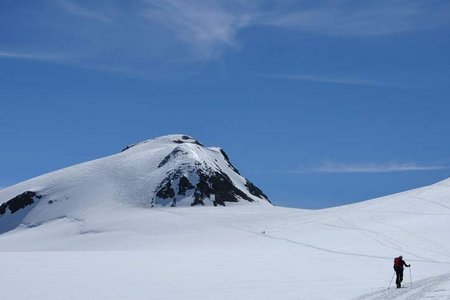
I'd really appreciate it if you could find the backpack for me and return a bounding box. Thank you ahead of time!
[394,257,402,267]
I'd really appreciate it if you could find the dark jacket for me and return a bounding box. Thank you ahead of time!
[394,257,409,270]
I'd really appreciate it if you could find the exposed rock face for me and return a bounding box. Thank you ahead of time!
[192,169,254,206]
[0,191,41,217]
[0,191,43,234]
[173,135,204,146]
[245,180,269,200]
[152,146,271,207]
[178,176,195,196]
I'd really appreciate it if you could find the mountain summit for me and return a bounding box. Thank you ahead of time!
[0,134,271,233]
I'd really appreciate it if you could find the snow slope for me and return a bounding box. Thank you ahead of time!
[0,136,449,299]
[355,272,450,299]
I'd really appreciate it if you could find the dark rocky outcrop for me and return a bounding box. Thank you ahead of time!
[219,149,241,175]
[245,180,270,203]
[173,139,203,146]
[178,176,194,195]
[155,180,176,200]
[153,168,194,207]
[121,144,137,152]
[153,161,268,207]
[176,135,204,146]
[191,170,253,207]
[0,191,41,216]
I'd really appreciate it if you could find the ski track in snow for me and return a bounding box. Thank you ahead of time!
[153,206,448,264]
[334,210,439,263]
[354,272,450,300]
[256,230,450,264]
[369,213,450,259]
[156,193,450,265]
[410,195,450,211]
[149,206,439,266]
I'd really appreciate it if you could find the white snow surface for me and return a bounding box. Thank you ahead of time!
[1,136,450,299]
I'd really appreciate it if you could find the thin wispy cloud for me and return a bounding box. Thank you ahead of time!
[0,0,261,76]
[292,161,449,174]
[264,0,450,37]
[1,0,449,75]
[57,0,115,23]
[141,1,256,60]
[261,74,386,87]
[0,51,62,61]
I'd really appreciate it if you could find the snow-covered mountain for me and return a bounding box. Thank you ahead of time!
[0,134,270,233]
[0,136,449,300]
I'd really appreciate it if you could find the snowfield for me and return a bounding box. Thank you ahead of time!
[0,135,449,299]
[356,272,450,299]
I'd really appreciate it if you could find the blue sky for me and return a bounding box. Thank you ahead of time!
[1,0,450,208]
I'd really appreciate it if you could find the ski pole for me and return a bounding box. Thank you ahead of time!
[409,267,412,287]
[388,271,395,289]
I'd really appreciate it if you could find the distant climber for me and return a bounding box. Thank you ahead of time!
[393,256,410,288]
